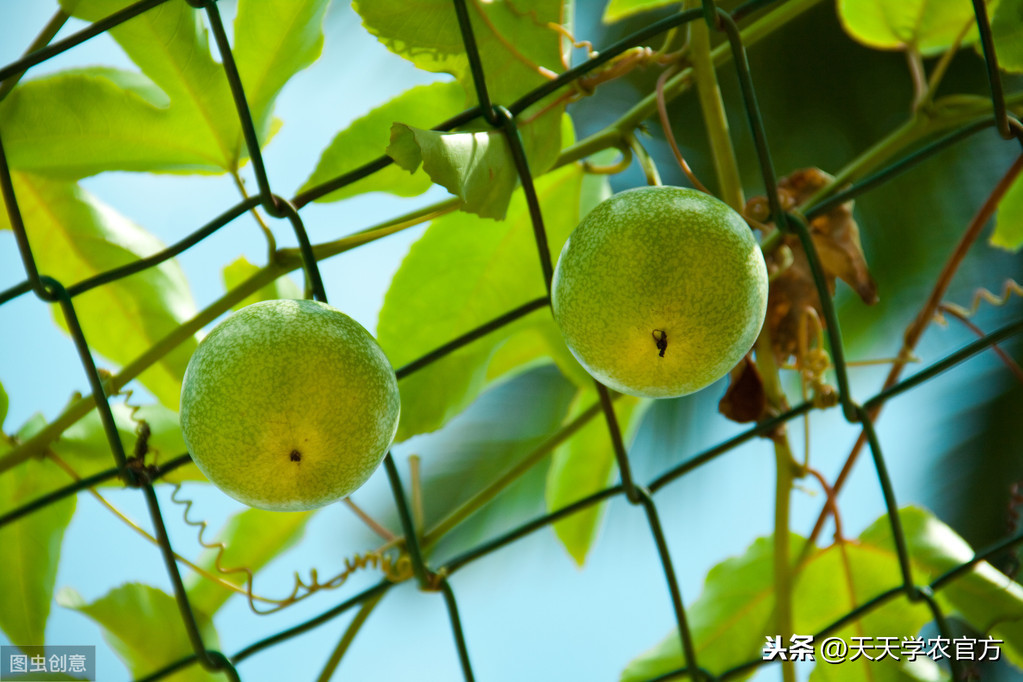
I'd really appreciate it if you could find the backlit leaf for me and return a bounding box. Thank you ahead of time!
[0,453,76,649]
[233,0,331,155]
[58,583,225,682]
[837,0,999,56]
[0,173,198,409]
[602,0,680,23]
[185,507,313,616]
[0,67,223,176]
[60,0,239,169]
[352,0,567,200]
[299,81,466,203]
[546,390,645,565]
[377,163,584,441]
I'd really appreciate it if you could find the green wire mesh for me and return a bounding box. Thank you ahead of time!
[1,0,1022,680]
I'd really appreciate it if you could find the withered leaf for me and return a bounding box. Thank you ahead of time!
[718,354,767,423]
[746,168,878,363]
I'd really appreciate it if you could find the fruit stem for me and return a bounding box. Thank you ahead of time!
[625,131,662,186]
[754,318,799,682]
[687,2,744,211]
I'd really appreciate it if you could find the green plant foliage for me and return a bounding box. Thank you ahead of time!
[0,173,197,410]
[837,0,998,56]
[221,256,301,312]
[377,164,584,442]
[57,583,225,682]
[545,389,645,565]
[992,174,1023,251]
[300,81,466,202]
[231,0,331,157]
[621,507,1021,680]
[59,0,240,171]
[352,0,566,205]
[989,0,1023,72]
[185,507,314,616]
[0,381,7,430]
[602,0,680,23]
[861,507,1023,668]
[57,0,326,173]
[0,67,223,177]
[0,452,76,650]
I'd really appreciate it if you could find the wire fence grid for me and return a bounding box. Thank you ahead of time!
[0,0,1021,680]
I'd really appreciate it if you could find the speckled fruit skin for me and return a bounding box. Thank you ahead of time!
[551,186,768,398]
[179,299,400,512]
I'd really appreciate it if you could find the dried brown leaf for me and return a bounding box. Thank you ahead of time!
[747,168,878,363]
[718,355,767,423]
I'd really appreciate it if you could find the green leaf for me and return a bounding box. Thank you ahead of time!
[352,0,566,107]
[0,381,8,431]
[989,0,1023,72]
[621,531,934,680]
[378,163,584,441]
[861,507,1023,668]
[50,400,203,485]
[0,67,224,177]
[602,0,680,23]
[624,508,1023,680]
[0,454,76,649]
[837,0,999,56]
[991,171,1023,251]
[60,0,239,169]
[299,81,466,202]
[546,390,645,566]
[0,173,198,409]
[232,0,330,154]
[389,110,569,220]
[221,256,301,311]
[185,507,313,616]
[352,0,567,198]
[58,583,225,681]
[388,124,522,219]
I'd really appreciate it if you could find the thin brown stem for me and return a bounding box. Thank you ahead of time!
[938,304,1023,384]
[655,64,709,193]
[806,153,1023,548]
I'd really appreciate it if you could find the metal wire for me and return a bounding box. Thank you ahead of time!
[0,0,1021,680]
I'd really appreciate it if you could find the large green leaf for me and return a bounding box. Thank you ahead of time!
[622,508,1023,680]
[0,452,76,649]
[221,256,301,312]
[60,0,240,170]
[602,0,680,23]
[545,390,645,566]
[49,400,202,485]
[861,507,1023,668]
[377,163,584,441]
[58,583,225,682]
[299,81,466,202]
[352,0,568,207]
[0,173,198,409]
[989,0,1023,72]
[991,172,1023,251]
[352,0,566,106]
[0,67,227,177]
[185,507,313,616]
[232,0,330,156]
[837,0,999,56]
